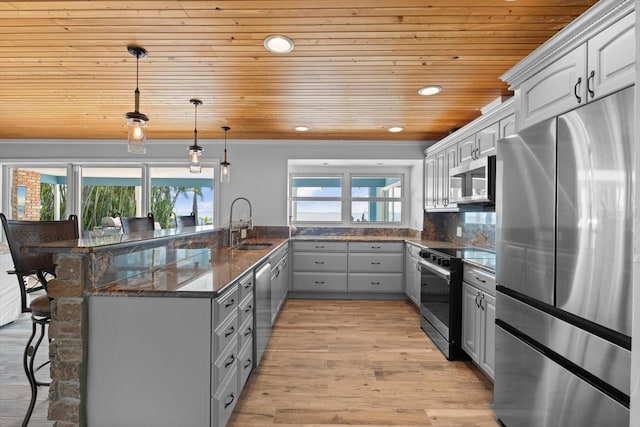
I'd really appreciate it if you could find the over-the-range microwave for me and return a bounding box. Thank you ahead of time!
[448,155,496,206]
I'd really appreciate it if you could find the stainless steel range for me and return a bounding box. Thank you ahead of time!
[418,248,466,361]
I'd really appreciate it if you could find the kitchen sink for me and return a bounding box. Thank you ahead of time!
[232,243,273,251]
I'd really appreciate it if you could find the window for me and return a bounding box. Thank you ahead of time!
[149,167,215,228]
[290,176,342,222]
[290,173,404,225]
[351,175,402,223]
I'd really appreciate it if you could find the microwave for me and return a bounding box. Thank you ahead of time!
[449,155,496,206]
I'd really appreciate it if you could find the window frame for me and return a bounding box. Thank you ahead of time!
[289,171,406,227]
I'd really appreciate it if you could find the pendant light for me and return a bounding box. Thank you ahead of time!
[220,126,231,184]
[124,45,149,154]
[188,98,203,174]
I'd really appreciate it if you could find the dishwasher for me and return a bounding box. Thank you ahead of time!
[254,261,272,367]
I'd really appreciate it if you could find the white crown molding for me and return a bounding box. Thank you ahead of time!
[501,0,634,89]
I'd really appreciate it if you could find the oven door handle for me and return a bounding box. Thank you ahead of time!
[417,260,450,282]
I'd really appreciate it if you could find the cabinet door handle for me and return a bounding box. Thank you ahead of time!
[224,393,235,408]
[587,70,595,99]
[475,276,486,283]
[315,281,325,285]
[244,327,253,336]
[245,305,253,313]
[475,292,481,308]
[479,294,486,311]
[315,261,325,265]
[244,283,252,289]
[574,77,583,103]
[243,359,252,369]
[224,326,235,337]
[224,354,236,368]
[224,299,235,308]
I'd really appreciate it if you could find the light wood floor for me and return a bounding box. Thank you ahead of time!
[0,314,52,427]
[0,299,497,427]
[230,299,498,427]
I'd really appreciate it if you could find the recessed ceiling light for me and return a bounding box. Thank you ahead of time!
[418,85,443,96]
[263,35,294,54]
[388,126,404,133]
[295,126,309,132]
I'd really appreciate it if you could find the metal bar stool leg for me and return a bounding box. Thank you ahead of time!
[22,315,50,427]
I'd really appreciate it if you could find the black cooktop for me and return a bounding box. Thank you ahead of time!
[429,247,496,271]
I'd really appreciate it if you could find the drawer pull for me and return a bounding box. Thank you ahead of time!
[371,282,381,285]
[245,305,253,313]
[315,281,325,285]
[315,261,325,264]
[244,327,253,337]
[315,245,325,249]
[224,299,235,308]
[224,326,235,337]
[475,276,486,283]
[224,354,236,368]
[371,261,381,265]
[243,359,252,369]
[224,393,235,409]
[244,283,252,289]
[371,246,381,249]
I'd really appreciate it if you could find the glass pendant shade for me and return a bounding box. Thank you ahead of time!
[124,46,149,154]
[220,126,231,184]
[188,98,203,174]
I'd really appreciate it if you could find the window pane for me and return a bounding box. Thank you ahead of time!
[81,167,142,234]
[291,177,341,197]
[351,201,402,223]
[150,167,215,228]
[351,176,402,198]
[8,167,68,221]
[292,201,342,222]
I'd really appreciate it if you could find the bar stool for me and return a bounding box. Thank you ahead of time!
[0,213,79,427]
[121,212,155,233]
[175,212,196,228]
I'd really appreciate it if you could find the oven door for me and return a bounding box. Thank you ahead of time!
[419,260,451,343]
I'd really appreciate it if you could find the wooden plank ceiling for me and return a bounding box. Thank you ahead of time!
[0,0,597,142]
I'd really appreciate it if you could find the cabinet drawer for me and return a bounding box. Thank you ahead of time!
[292,272,348,292]
[213,335,238,389]
[348,241,403,253]
[463,265,496,296]
[293,252,347,272]
[348,273,403,293]
[213,311,238,358]
[238,273,254,301]
[213,284,239,325]
[238,338,253,391]
[238,314,254,349]
[348,253,403,272]
[238,292,254,326]
[212,367,239,427]
[292,241,347,252]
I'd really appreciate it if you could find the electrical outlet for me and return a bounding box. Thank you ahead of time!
[456,226,462,237]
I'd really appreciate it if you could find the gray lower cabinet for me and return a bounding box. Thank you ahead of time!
[347,241,403,293]
[87,275,254,427]
[461,265,496,380]
[292,241,348,292]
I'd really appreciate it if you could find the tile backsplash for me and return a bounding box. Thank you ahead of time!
[423,211,495,250]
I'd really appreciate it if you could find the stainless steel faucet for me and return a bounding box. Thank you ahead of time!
[229,197,253,247]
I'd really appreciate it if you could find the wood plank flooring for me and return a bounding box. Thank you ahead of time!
[230,299,498,427]
[0,314,52,427]
[0,299,497,426]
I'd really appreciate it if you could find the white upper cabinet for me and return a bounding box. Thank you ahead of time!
[586,12,636,100]
[504,2,635,130]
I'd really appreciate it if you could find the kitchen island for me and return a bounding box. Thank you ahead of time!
[29,226,285,427]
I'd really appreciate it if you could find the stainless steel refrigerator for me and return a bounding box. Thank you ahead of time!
[494,86,633,426]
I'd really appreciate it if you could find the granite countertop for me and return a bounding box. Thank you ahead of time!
[87,238,289,298]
